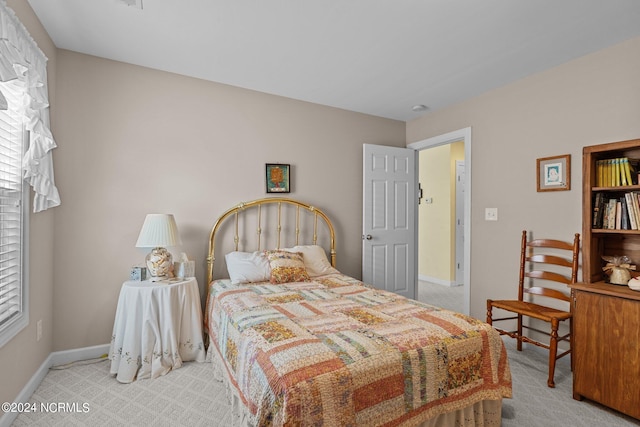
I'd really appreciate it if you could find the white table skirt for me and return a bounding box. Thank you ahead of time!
[109,277,206,383]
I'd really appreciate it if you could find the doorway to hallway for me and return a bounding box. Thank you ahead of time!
[408,128,471,315]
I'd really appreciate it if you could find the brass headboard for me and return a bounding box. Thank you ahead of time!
[207,197,336,284]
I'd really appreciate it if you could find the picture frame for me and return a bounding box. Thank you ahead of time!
[537,154,571,192]
[266,163,290,193]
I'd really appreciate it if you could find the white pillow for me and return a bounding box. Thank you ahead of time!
[286,245,339,277]
[225,251,271,284]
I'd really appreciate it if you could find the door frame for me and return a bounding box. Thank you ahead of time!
[455,160,465,286]
[408,127,471,315]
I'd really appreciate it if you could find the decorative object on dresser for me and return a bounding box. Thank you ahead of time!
[536,154,571,192]
[173,252,195,279]
[573,138,640,420]
[135,213,182,281]
[601,255,635,285]
[129,265,147,281]
[628,276,640,291]
[486,230,580,388]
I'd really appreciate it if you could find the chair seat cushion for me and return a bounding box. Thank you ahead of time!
[489,299,571,322]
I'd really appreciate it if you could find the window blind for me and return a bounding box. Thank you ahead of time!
[0,88,24,333]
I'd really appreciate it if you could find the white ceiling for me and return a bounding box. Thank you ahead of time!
[26,0,640,121]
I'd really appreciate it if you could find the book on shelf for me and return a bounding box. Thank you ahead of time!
[632,193,639,230]
[596,160,604,187]
[604,159,611,186]
[596,159,610,186]
[633,192,640,229]
[608,198,617,229]
[593,192,604,228]
[622,158,632,186]
[620,198,630,230]
[610,159,615,186]
[592,191,640,230]
[625,192,638,230]
[595,157,640,187]
[635,193,640,228]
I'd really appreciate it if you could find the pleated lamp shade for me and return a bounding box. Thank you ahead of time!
[135,214,182,248]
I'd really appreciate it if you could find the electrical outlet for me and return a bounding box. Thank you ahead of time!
[485,208,498,221]
[36,319,42,341]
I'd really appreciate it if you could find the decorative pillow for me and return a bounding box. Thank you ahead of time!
[285,245,339,277]
[265,250,311,284]
[225,251,271,284]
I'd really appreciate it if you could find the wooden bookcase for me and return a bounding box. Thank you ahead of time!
[582,138,640,283]
[572,138,640,420]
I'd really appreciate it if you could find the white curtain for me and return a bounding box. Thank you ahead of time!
[0,0,60,212]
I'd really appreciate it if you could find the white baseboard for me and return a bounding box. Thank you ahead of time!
[0,343,110,427]
[418,274,462,287]
[50,343,110,368]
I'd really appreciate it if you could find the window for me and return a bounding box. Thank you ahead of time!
[0,84,28,348]
[0,1,60,347]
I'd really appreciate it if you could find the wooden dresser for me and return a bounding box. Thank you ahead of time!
[574,139,640,420]
[570,282,640,419]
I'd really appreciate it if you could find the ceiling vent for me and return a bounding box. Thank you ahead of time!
[118,0,143,9]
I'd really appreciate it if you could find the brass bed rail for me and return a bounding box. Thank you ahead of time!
[207,197,336,285]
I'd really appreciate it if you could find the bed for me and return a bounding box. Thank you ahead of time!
[204,198,511,426]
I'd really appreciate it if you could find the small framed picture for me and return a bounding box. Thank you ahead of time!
[537,154,571,192]
[266,163,290,193]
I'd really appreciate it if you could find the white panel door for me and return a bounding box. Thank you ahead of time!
[362,144,417,299]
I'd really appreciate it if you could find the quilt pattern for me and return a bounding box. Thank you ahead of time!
[205,274,511,426]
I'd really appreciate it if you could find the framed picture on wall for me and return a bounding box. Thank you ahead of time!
[537,154,570,192]
[266,163,290,193]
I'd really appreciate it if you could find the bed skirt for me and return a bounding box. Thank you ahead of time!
[416,399,502,427]
[207,346,503,427]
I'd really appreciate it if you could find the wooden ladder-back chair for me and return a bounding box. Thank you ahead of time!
[487,230,580,388]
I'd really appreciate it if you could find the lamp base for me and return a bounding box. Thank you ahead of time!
[145,247,174,280]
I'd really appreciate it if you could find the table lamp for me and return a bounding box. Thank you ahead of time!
[135,213,182,281]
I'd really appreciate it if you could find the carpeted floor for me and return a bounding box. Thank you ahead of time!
[417,280,465,313]
[11,341,640,426]
[9,283,640,426]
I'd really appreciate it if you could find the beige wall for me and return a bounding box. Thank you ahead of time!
[407,36,640,320]
[418,142,464,283]
[0,0,57,409]
[418,145,452,281]
[51,50,405,350]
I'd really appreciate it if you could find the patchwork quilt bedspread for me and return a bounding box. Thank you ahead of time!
[205,273,511,426]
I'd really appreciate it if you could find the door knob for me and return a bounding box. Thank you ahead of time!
[364,234,373,240]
